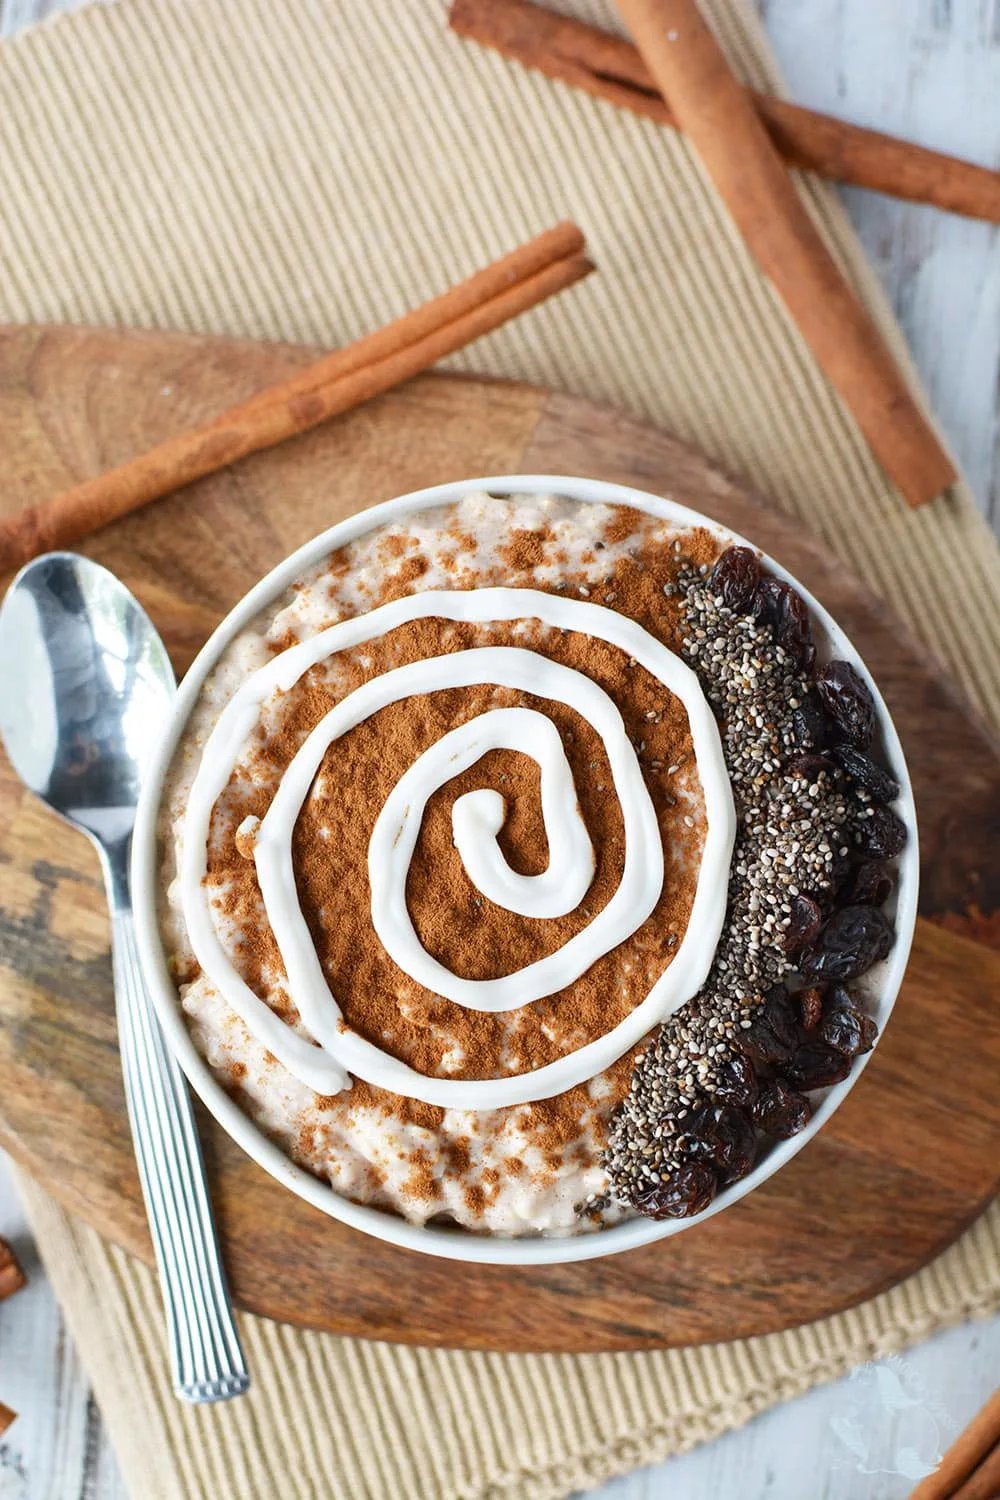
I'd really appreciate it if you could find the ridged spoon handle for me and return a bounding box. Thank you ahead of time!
[110,901,249,1402]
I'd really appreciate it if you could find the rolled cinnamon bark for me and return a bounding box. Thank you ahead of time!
[614,0,956,507]
[910,1387,1000,1500]
[0,1237,25,1301]
[0,224,593,572]
[449,0,1000,225]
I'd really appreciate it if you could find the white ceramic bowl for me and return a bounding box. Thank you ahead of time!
[132,475,919,1264]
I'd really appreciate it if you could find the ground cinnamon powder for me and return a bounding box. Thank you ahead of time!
[202,510,723,1216]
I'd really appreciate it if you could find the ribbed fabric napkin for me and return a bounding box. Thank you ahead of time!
[3,2,1000,1497]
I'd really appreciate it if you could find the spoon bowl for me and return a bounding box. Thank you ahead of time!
[0,552,174,848]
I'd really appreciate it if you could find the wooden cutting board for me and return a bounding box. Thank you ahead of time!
[2,324,999,1354]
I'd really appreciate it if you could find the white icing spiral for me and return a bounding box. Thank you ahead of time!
[446,709,594,921]
[180,588,736,1108]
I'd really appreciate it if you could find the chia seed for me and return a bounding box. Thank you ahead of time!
[602,562,878,1208]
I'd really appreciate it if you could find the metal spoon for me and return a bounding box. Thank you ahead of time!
[0,552,249,1403]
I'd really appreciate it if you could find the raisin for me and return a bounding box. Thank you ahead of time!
[820,1004,878,1058]
[680,1108,718,1164]
[741,1018,792,1068]
[816,661,876,749]
[634,1163,718,1220]
[797,987,824,1030]
[832,744,899,803]
[844,860,894,907]
[825,847,855,911]
[682,1106,756,1185]
[801,905,894,982]
[751,574,785,625]
[713,1052,759,1109]
[763,985,801,1043]
[855,805,908,859]
[740,988,799,1066]
[775,584,814,668]
[713,1108,757,1185]
[785,1042,852,1090]
[788,752,839,784]
[752,1078,812,1138]
[710,547,760,613]
[783,894,824,953]
[790,688,831,751]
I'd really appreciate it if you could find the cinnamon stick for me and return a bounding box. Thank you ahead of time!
[0,1237,25,1301]
[910,1387,1000,1500]
[0,224,593,573]
[951,1439,1000,1500]
[449,0,1000,225]
[613,0,956,508]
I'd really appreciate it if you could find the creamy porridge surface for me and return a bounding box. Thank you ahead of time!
[158,492,724,1235]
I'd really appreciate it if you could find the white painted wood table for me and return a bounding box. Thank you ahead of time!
[0,2,998,1497]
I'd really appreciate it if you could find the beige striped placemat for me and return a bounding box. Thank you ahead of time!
[3,1,1000,1496]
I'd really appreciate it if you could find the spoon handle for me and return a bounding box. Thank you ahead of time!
[111,907,250,1402]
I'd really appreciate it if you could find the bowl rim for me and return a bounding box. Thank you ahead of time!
[131,473,920,1265]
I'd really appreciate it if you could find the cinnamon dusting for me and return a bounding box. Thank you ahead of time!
[194,504,724,1221]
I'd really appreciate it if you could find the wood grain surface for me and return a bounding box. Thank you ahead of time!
[1,324,999,1353]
